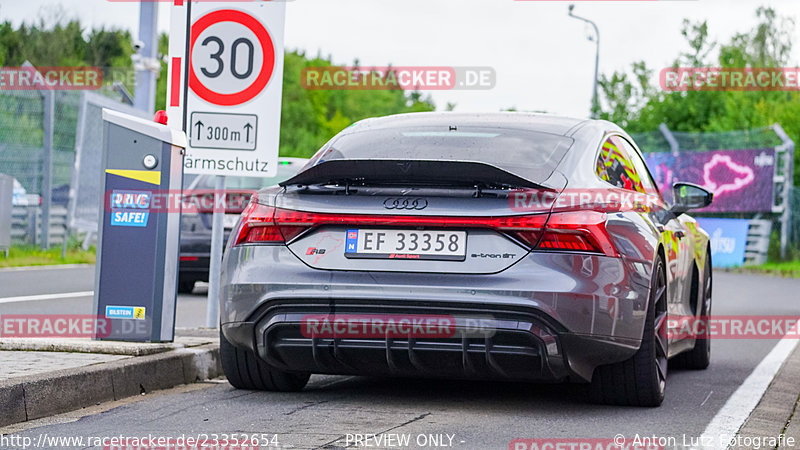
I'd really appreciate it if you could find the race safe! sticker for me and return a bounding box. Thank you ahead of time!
[109,190,151,228]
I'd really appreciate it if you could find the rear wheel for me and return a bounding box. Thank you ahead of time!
[220,329,309,391]
[673,254,712,369]
[591,256,668,407]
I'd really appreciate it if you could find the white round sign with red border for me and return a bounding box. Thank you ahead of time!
[167,2,285,177]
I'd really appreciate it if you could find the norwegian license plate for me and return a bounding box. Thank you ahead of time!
[223,214,240,229]
[344,229,467,261]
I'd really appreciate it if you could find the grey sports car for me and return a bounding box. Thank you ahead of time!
[219,112,714,406]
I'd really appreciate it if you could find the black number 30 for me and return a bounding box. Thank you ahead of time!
[200,36,254,80]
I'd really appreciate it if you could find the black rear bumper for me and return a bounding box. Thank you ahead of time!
[221,298,640,383]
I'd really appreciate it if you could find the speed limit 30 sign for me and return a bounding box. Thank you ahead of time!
[190,9,275,106]
[167,2,285,177]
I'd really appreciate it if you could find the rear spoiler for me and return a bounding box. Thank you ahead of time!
[280,159,548,189]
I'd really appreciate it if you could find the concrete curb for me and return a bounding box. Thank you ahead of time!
[730,341,800,449]
[0,343,221,427]
[0,336,215,356]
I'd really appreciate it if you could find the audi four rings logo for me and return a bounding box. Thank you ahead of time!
[383,198,428,210]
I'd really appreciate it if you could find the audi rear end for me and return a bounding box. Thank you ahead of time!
[219,112,713,407]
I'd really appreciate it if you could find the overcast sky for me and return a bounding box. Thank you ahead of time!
[1,0,798,118]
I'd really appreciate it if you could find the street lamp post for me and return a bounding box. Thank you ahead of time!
[568,4,600,118]
[133,2,160,114]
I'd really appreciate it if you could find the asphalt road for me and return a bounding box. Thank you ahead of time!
[0,265,209,328]
[1,267,799,449]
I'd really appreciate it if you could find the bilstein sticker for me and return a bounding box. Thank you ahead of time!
[105,306,146,320]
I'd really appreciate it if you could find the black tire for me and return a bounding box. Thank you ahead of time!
[178,279,195,294]
[673,254,712,370]
[591,256,668,407]
[219,329,310,391]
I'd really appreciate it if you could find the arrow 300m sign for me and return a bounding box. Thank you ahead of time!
[168,3,285,177]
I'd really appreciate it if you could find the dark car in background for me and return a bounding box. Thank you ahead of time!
[219,112,715,406]
[178,158,307,293]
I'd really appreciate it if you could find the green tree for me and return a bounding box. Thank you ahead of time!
[155,32,169,111]
[596,7,800,183]
[0,19,130,68]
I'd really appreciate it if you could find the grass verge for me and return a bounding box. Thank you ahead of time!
[0,244,95,268]
[723,260,800,278]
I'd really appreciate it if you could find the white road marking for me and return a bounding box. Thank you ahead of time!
[0,264,92,272]
[695,335,800,449]
[700,390,713,407]
[0,291,94,304]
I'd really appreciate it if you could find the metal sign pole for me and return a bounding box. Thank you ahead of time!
[772,123,795,260]
[181,1,192,132]
[41,89,54,249]
[206,175,225,328]
[134,2,159,114]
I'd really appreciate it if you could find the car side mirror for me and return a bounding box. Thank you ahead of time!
[670,182,713,216]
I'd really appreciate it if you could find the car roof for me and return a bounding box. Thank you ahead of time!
[346,112,590,137]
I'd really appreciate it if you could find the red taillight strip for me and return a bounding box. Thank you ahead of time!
[234,206,618,257]
[234,206,548,247]
[272,208,548,231]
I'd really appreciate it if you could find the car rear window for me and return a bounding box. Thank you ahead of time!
[307,126,573,184]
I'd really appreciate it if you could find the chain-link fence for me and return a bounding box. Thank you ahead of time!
[0,85,136,246]
[0,90,45,193]
[630,127,784,153]
[0,90,80,194]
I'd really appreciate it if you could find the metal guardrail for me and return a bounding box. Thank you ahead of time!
[10,205,68,246]
[744,219,772,266]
